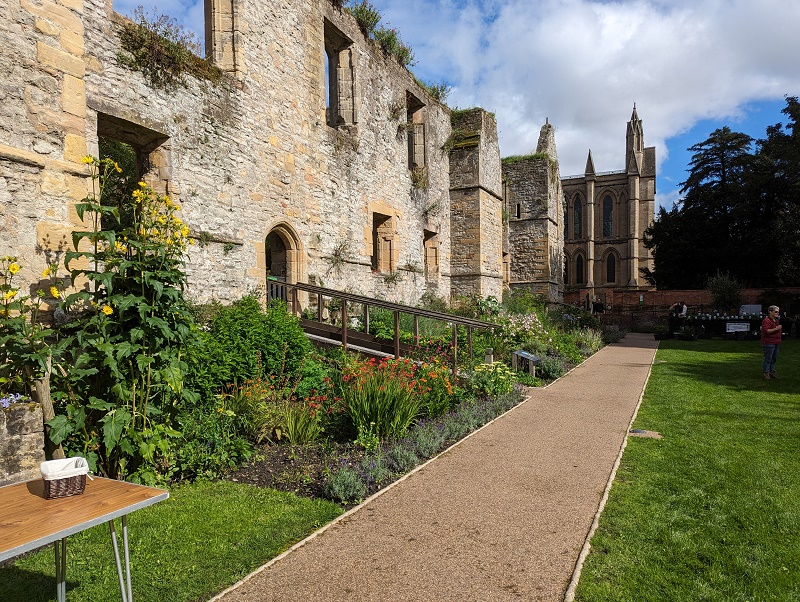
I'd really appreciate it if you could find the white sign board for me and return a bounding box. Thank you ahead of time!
[726,322,750,333]
[740,304,761,315]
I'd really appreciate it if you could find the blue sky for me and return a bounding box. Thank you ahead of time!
[113,0,800,212]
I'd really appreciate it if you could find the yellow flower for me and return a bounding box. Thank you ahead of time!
[49,286,60,299]
[8,263,20,275]
[3,289,17,300]
[41,266,51,278]
[114,162,122,173]
[101,305,113,316]
[81,156,94,164]
[138,181,147,188]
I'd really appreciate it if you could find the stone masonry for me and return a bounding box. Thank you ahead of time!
[1,0,505,307]
[0,402,45,486]
[503,120,565,301]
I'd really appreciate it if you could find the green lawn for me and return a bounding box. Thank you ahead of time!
[576,338,800,601]
[0,481,342,602]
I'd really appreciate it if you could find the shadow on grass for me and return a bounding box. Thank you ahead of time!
[653,338,798,394]
[0,563,72,602]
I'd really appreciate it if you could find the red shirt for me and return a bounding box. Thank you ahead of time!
[761,317,782,344]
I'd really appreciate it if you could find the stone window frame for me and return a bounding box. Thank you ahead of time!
[324,19,358,128]
[602,194,614,239]
[371,212,395,274]
[423,229,439,280]
[603,248,619,284]
[575,252,585,285]
[95,113,170,195]
[572,194,583,240]
[406,91,426,171]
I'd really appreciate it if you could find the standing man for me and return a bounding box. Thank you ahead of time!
[761,305,783,380]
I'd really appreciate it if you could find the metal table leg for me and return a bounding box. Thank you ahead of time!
[55,537,66,602]
[109,517,132,602]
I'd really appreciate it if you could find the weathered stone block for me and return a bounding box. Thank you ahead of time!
[4,402,43,435]
[36,41,85,78]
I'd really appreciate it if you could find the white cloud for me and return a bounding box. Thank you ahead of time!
[373,0,800,179]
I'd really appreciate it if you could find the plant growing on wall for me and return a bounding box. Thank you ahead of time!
[346,1,415,68]
[347,1,381,36]
[418,80,451,103]
[324,240,353,275]
[373,27,415,67]
[411,165,428,190]
[117,7,222,89]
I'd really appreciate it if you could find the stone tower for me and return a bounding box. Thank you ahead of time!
[562,106,655,304]
[502,120,564,301]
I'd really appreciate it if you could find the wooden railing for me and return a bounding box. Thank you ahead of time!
[270,281,497,374]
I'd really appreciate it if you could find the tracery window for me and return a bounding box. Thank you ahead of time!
[603,195,613,238]
[573,197,583,240]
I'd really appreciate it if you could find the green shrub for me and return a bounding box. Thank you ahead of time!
[360,451,392,485]
[51,162,196,482]
[417,361,454,419]
[470,362,515,397]
[410,422,446,458]
[284,400,323,445]
[539,356,566,380]
[386,444,419,473]
[222,378,287,444]
[174,408,252,481]
[707,271,742,311]
[341,358,422,440]
[324,465,367,504]
[209,297,310,381]
[503,289,544,315]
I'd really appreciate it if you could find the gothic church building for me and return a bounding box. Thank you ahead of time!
[562,106,655,304]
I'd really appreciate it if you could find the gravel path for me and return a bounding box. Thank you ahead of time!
[212,334,658,602]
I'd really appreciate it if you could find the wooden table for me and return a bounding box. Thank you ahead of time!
[0,476,168,601]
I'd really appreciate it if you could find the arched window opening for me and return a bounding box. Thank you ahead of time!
[576,255,584,284]
[606,253,616,283]
[603,195,613,238]
[573,198,583,240]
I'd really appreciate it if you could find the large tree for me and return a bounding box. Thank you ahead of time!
[643,97,800,289]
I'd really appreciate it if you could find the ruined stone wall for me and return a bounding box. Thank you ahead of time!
[0,402,45,486]
[3,0,463,308]
[1,0,93,288]
[448,109,503,299]
[502,122,564,301]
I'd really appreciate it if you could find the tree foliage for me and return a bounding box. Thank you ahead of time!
[643,96,800,289]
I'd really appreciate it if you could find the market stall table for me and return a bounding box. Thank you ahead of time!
[0,476,168,602]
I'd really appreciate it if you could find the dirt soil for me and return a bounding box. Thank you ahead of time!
[227,442,371,506]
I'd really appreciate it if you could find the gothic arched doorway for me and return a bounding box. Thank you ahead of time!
[264,223,304,304]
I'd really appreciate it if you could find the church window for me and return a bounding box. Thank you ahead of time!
[573,198,583,239]
[606,253,616,283]
[603,195,613,238]
[576,255,584,284]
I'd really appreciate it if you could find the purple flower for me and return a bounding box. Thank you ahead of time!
[0,393,29,409]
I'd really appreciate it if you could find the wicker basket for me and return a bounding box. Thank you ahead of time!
[41,457,90,500]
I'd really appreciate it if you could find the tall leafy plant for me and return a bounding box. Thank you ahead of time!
[49,156,196,482]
